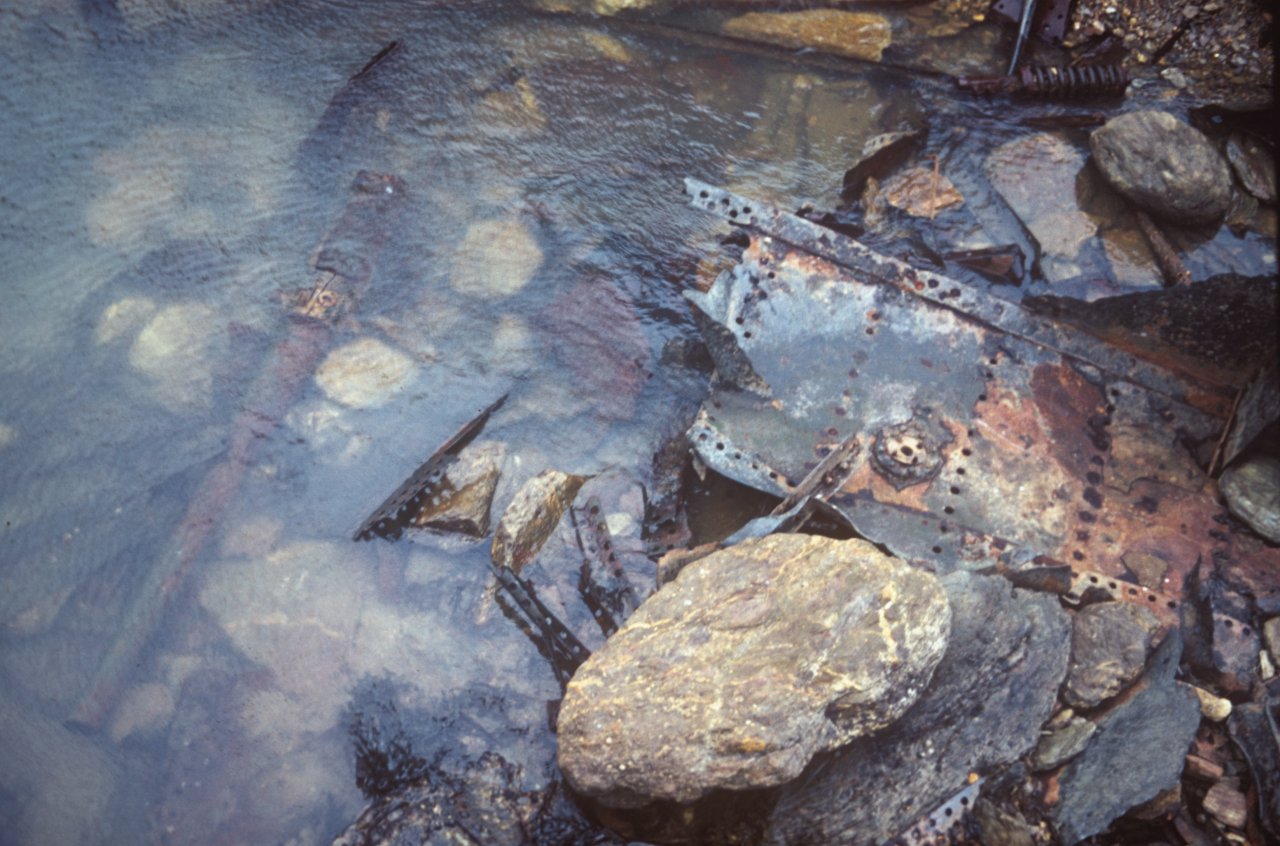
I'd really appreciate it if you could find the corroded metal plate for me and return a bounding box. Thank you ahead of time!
[683,179,1271,591]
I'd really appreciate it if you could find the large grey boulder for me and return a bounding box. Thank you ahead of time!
[1089,110,1232,226]
[556,534,950,808]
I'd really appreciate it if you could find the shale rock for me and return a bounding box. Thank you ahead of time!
[556,534,950,808]
[1051,631,1201,845]
[1089,110,1232,226]
[1063,601,1161,709]
[491,470,588,573]
[1220,454,1280,543]
[765,572,1070,846]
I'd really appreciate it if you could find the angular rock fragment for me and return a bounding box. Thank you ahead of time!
[491,470,587,573]
[1032,714,1096,771]
[765,572,1069,845]
[1051,631,1201,845]
[1089,110,1232,226]
[557,534,950,808]
[1220,454,1280,543]
[1063,601,1162,709]
[1228,698,1280,838]
[408,441,505,538]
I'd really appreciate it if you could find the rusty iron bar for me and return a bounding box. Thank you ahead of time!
[1134,209,1192,288]
[70,173,406,730]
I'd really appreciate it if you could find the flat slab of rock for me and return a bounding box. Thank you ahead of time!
[1051,631,1201,845]
[1089,110,1231,226]
[556,534,950,808]
[765,572,1070,846]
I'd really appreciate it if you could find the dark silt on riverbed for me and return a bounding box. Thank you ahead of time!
[0,1,1274,844]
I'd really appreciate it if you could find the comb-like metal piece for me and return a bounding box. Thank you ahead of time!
[353,394,507,541]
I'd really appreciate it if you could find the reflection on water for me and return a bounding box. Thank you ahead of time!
[0,1,1272,843]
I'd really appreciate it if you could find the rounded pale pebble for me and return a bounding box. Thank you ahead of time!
[128,302,224,410]
[95,296,158,345]
[1189,684,1232,721]
[108,682,176,743]
[314,338,416,409]
[0,422,16,449]
[449,218,543,298]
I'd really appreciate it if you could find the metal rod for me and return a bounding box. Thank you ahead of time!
[1008,0,1039,75]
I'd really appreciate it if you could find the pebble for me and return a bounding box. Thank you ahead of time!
[449,218,543,299]
[95,296,158,345]
[108,682,176,743]
[314,338,416,409]
[1187,683,1233,721]
[1203,780,1249,829]
[128,302,225,411]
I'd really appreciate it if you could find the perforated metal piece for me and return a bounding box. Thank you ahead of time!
[682,179,1274,590]
[888,775,984,846]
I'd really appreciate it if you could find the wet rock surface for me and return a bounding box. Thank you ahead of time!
[1032,712,1096,772]
[557,534,950,808]
[720,10,892,62]
[1063,601,1162,709]
[1089,110,1232,226]
[765,572,1070,846]
[1220,454,1280,543]
[1051,632,1201,845]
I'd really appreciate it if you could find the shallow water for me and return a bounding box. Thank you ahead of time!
[0,2,1273,844]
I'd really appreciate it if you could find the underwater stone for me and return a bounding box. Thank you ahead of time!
[450,218,543,298]
[128,302,225,411]
[557,534,950,808]
[314,338,416,409]
[722,11,892,62]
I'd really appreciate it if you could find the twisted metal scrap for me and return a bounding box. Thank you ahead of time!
[683,178,1269,592]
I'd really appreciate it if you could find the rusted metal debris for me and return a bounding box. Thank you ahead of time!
[681,177,1279,603]
[353,393,508,541]
[957,64,1128,98]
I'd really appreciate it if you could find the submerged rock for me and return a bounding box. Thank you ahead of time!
[1062,601,1161,709]
[314,338,417,409]
[1220,454,1280,543]
[557,534,950,808]
[721,10,892,62]
[128,302,227,411]
[1089,110,1232,226]
[449,217,543,299]
[1051,631,1201,845]
[766,572,1069,845]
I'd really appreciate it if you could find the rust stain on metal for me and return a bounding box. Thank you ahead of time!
[682,178,1280,599]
